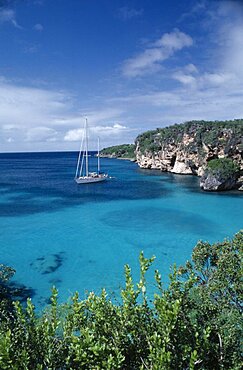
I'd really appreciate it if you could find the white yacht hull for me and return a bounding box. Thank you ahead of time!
[75,175,107,184]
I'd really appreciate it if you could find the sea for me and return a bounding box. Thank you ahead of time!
[0,151,242,309]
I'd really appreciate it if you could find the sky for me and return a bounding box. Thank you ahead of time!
[0,0,243,152]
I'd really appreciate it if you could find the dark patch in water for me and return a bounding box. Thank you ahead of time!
[30,252,65,275]
[48,277,62,285]
[7,281,35,302]
[88,259,95,264]
[102,207,217,237]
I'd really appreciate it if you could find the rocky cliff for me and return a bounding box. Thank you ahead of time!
[199,158,241,191]
[135,120,243,178]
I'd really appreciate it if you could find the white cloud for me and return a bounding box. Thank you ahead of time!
[184,64,198,73]
[0,8,14,22]
[179,1,207,22]
[52,108,123,128]
[173,71,196,85]
[64,128,83,142]
[33,23,43,31]
[172,70,234,87]
[113,123,126,129]
[0,79,75,150]
[64,123,128,142]
[122,29,193,77]
[108,83,243,127]
[0,8,22,29]
[0,79,131,150]
[25,127,57,142]
[202,72,233,86]
[118,7,143,20]
[172,1,243,94]
[153,29,193,49]
[0,81,70,129]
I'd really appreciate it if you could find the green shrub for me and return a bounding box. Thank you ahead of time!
[100,144,135,159]
[0,231,242,369]
[206,158,240,181]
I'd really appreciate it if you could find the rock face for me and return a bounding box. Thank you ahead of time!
[200,173,238,191]
[237,176,243,191]
[135,121,243,181]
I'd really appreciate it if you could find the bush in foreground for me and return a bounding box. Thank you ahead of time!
[0,231,242,369]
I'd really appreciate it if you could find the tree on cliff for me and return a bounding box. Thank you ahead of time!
[200,158,240,191]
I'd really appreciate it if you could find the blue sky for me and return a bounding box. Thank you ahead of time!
[0,0,243,151]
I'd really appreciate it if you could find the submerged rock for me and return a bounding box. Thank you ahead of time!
[30,252,65,274]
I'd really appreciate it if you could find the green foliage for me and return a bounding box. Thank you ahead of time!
[100,144,135,159]
[136,119,243,157]
[0,264,16,322]
[0,232,242,369]
[206,158,240,181]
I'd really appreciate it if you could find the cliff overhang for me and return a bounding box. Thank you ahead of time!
[135,120,243,191]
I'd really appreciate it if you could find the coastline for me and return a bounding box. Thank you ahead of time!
[100,154,136,162]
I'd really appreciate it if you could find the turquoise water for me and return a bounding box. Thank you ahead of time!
[0,152,242,308]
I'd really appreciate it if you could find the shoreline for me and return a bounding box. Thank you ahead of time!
[100,155,136,162]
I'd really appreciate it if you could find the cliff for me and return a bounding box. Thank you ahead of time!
[200,158,241,191]
[135,120,243,179]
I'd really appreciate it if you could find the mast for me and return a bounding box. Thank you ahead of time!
[75,119,85,178]
[85,117,89,176]
[75,143,82,179]
[97,136,100,174]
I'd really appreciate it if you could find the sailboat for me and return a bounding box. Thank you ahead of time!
[75,118,108,184]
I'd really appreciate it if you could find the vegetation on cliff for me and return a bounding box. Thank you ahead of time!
[200,158,241,191]
[100,144,135,159]
[206,158,240,179]
[136,119,243,158]
[0,232,242,369]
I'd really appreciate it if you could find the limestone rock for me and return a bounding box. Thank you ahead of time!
[200,173,238,191]
[172,160,193,174]
[237,176,243,191]
[135,121,243,188]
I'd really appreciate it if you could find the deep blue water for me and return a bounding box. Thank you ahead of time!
[0,151,242,308]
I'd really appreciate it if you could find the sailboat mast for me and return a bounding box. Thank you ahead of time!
[75,141,82,178]
[75,123,85,178]
[85,118,89,177]
[97,137,100,174]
